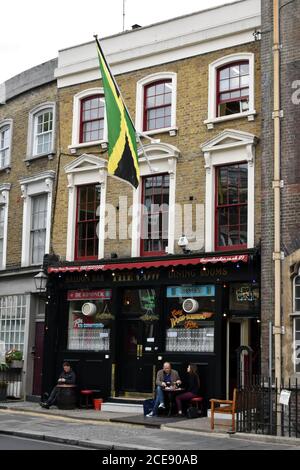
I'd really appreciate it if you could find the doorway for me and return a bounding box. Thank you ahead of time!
[32,321,45,396]
[116,288,160,395]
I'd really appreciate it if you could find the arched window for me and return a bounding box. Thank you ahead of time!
[70,88,107,150]
[0,120,12,169]
[27,103,55,160]
[136,72,177,135]
[294,275,300,313]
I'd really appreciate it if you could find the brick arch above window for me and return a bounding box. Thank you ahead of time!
[135,72,177,136]
[69,88,108,151]
[204,53,256,129]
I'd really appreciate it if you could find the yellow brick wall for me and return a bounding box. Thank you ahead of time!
[0,83,57,267]
[52,41,261,260]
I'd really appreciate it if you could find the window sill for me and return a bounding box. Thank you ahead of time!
[204,111,257,129]
[139,127,178,137]
[0,165,11,174]
[24,152,55,165]
[68,141,108,153]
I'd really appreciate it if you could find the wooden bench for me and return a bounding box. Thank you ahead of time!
[210,388,237,432]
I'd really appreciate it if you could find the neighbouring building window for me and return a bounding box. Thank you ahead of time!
[27,103,55,159]
[0,206,5,268]
[144,80,172,131]
[141,174,169,256]
[294,317,300,374]
[30,194,47,265]
[217,62,249,117]
[165,285,216,353]
[0,295,27,352]
[75,184,101,260]
[80,95,105,143]
[33,109,53,155]
[0,125,11,168]
[67,289,112,351]
[294,276,300,312]
[215,163,248,251]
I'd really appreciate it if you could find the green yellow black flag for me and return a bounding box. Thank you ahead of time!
[95,37,140,189]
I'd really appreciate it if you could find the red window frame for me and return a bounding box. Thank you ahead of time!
[75,184,101,261]
[143,80,172,132]
[140,173,169,257]
[79,95,105,143]
[216,61,249,117]
[215,163,248,252]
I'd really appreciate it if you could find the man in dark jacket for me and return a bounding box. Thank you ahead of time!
[40,362,76,409]
[146,362,181,417]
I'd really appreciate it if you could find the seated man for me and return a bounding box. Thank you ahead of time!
[40,362,76,409]
[146,362,181,417]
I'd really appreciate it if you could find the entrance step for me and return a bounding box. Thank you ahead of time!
[102,401,143,414]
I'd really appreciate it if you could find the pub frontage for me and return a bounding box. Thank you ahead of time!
[42,250,260,408]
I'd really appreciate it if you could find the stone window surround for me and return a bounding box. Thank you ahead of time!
[69,88,108,152]
[135,72,178,137]
[0,183,11,270]
[26,102,56,162]
[131,142,179,257]
[201,129,257,253]
[204,53,256,129]
[0,119,13,172]
[65,154,107,261]
[20,171,55,267]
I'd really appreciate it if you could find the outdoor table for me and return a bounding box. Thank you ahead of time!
[56,384,77,410]
[163,387,184,416]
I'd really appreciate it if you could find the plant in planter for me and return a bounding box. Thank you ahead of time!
[5,349,23,368]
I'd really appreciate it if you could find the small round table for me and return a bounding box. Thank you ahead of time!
[163,387,184,416]
[56,384,77,410]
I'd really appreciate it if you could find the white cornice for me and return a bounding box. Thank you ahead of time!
[55,0,261,88]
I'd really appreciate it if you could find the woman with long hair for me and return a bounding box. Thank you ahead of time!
[175,363,200,416]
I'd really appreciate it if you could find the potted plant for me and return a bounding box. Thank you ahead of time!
[5,349,23,368]
[0,363,8,401]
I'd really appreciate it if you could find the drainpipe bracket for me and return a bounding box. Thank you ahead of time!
[272,44,282,51]
[273,251,285,261]
[273,326,285,335]
[272,110,284,119]
[272,180,284,189]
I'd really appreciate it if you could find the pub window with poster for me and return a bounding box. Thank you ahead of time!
[166,285,216,353]
[229,283,259,315]
[67,289,113,351]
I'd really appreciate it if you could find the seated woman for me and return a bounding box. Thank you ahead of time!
[175,363,200,416]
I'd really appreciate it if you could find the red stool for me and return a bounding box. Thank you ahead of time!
[80,389,93,408]
[191,397,204,416]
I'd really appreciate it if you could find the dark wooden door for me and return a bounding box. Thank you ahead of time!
[32,322,45,396]
[117,288,159,394]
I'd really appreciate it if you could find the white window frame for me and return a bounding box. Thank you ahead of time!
[65,154,107,261]
[27,102,56,160]
[135,72,177,136]
[69,88,108,152]
[20,171,55,267]
[201,129,257,252]
[293,316,300,374]
[204,53,256,129]
[0,119,13,170]
[0,184,11,270]
[131,143,179,257]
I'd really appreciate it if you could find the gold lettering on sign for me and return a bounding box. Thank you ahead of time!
[169,309,214,327]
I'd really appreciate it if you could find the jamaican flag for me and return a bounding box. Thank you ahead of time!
[95,37,140,189]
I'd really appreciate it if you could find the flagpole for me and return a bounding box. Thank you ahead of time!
[94,35,157,175]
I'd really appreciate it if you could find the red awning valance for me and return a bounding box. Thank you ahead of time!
[48,254,249,273]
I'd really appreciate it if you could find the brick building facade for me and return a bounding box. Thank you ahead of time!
[43,0,263,403]
[261,0,300,379]
[0,60,57,398]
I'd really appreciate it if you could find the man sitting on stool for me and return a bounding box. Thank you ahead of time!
[40,362,76,409]
[146,362,181,417]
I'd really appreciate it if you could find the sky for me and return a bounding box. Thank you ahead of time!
[0,0,236,83]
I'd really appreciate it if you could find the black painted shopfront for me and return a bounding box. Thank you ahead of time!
[42,251,260,406]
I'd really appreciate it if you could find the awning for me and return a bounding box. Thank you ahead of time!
[48,254,249,273]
